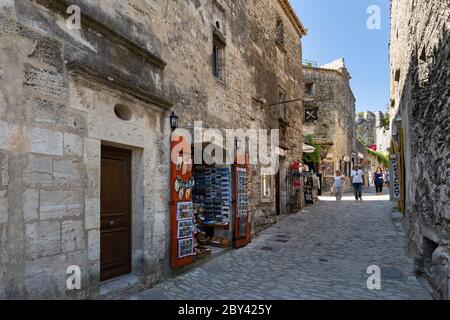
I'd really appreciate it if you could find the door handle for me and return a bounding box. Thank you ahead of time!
[109,220,115,227]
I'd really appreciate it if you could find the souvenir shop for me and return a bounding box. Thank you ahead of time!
[170,137,251,269]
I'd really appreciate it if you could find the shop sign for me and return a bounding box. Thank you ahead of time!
[390,155,401,200]
[304,176,314,204]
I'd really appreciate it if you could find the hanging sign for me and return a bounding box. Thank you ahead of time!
[170,135,195,269]
[390,155,401,201]
[304,175,314,204]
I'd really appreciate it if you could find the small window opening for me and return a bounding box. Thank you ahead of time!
[394,69,401,82]
[114,104,132,121]
[419,47,427,62]
[305,83,315,96]
[276,19,284,47]
[213,36,226,81]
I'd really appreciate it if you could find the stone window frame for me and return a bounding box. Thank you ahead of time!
[261,173,273,202]
[305,82,315,96]
[394,68,401,82]
[275,17,285,51]
[212,32,226,83]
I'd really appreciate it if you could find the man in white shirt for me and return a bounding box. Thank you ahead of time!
[351,165,365,201]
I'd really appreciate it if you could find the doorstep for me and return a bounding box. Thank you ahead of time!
[99,273,144,299]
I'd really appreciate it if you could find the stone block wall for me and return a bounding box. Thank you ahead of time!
[303,60,356,180]
[390,0,450,299]
[0,0,171,299]
[0,0,306,298]
[151,0,305,233]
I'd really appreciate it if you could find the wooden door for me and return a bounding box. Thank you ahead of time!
[100,146,132,281]
[276,172,281,216]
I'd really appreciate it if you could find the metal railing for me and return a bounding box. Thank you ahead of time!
[302,59,318,68]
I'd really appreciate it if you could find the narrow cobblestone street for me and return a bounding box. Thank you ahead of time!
[132,191,431,300]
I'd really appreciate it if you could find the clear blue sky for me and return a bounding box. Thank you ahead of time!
[292,0,390,113]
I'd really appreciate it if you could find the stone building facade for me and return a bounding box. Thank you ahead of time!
[303,58,356,192]
[389,0,450,299]
[356,111,390,153]
[0,0,306,299]
[356,111,377,146]
[374,112,390,153]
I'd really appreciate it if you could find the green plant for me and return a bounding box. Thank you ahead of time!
[303,134,321,164]
[367,148,390,168]
[378,113,390,132]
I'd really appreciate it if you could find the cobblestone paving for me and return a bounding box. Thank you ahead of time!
[131,192,432,300]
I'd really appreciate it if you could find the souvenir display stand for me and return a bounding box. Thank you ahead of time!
[233,164,250,248]
[170,136,195,269]
[193,165,232,249]
[170,138,251,269]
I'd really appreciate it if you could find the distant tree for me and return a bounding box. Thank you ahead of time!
[303,134,321,164]
[378,113,390,132]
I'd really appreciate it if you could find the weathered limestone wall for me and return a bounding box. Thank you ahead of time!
[152,0,305,233]
[356,111,390,153]
[249,0,304,231]
[0,0,173,299]
[0,0,305,298]
[374,112,390,153]
[356,111,377,146]
[390,0,450,299]
[303,59,356,184]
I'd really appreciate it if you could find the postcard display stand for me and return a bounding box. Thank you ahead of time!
[194,166,232,243]
[234,165,251,248]
[171,136,195,269]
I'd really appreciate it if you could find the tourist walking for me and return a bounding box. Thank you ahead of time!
[373,167,385,195]
[333,170,345,201]
[351,165,365,201]
[384,170,390,189]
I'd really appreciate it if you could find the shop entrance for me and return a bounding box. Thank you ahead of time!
[100,146,132,281]
[170,137,251,269]
[193,164,233,256]
[191,156,250,257]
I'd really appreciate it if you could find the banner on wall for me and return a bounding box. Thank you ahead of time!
[390,155,401,201]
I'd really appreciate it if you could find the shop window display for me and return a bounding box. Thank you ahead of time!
[193,166,232,252]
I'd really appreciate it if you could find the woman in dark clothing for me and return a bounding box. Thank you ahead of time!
[373,167,384,195]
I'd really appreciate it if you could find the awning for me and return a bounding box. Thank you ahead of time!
[303,144,316,154]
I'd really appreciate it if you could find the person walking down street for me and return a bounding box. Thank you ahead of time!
[373,167,385,195]
[351,166,365,201]
[367,169,373,188]
[384,170,390,189]
[333,170,345,201]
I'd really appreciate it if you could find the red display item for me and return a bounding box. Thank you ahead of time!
[170,135,194,269]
